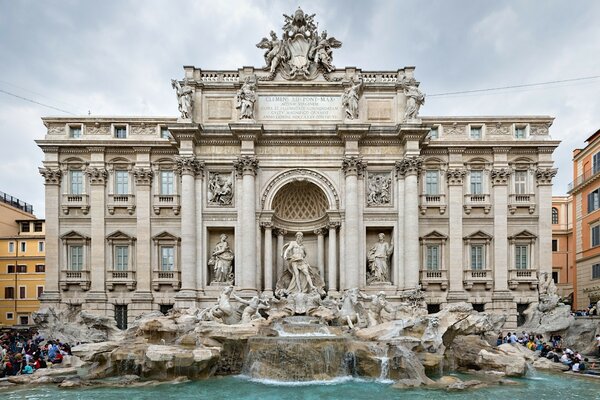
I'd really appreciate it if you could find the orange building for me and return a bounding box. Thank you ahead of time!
[551,196,573,301]
[569,128,600,309]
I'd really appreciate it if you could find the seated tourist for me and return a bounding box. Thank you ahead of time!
[22,363,34,374]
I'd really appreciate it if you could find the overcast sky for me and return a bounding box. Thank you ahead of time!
[1,0,599,218]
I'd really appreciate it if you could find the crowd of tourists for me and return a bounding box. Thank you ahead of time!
[0,329,72,377]
[497,331,599,374]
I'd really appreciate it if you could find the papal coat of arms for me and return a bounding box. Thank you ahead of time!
[256,7,342,80]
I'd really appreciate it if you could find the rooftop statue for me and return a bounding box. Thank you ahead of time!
[171,79,193,119]
[236,76,257,120]
[400,77,425,121]
[256,7,342,80]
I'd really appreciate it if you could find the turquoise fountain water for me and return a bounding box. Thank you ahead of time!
[2,372,600,399]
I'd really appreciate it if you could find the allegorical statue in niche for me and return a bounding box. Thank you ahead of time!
[359,291,394,327]
[342,77,363,120]
[367,233,394,284]
[208,173,233,206]
[208,234,234,284]
[276,232,325,295]
[171,79,193,119]
[402,78,425,121]
[367,173,391,206]
[256,30,289,75]
[236,76,257,119]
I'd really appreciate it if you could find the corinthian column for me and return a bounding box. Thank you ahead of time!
[261,222,273,295]
[38,167,62,305]
[133,167,153,296]
[446,168,467,299]
[234,156,259,292]
[342,156,365,289]
[275,228,287,281]
[491,168,511,292]
[86,164,108,306]
[536,168,557,277]
[314,228,325,279]
[327,222,340,293]
[175,156,203,306]
[397,156,422,289]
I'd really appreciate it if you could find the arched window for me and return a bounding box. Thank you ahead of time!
[552,207,559,224]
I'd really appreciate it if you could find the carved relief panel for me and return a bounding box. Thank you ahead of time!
[366,171,392,207]
[207,171,234,207]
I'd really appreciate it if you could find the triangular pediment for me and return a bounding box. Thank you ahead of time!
[420,230,448,240]
[60,230,90,240]
[464,230,493,240]
[509,230,537,240]
[152,231,180,241]
[106,230,135,241]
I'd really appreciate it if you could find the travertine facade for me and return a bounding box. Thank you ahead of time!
[37,9,559,328]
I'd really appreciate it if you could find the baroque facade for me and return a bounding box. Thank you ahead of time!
[37,9,559,328]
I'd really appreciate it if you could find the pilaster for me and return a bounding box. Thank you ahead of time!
[342,156,365,289]
[38,167,62,304]
[446,167,467,301]
[536,167,557,277]
[85,162,108,305]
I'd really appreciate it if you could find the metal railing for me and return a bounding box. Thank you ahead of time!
[568,167,600,192]
[0,191,33,214]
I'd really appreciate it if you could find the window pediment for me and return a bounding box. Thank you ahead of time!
[107,230,136,242]
[509,230,537,240]
[152,231,180,242]
[420,230,448,241]
[463,230,492,241]
[60,230,90,241]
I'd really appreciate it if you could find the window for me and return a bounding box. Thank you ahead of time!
[425,170,439,195]
[515,245,529,269]
[470,126,482,139]
[593,263,600,280]
[20,242,26,252]
[7,265,15,273]
[115,170,129,195]
[426,245,440,270]
[593,152,600,174]
[37,286,44,298]
[552,271,559,284]
[160,304,173,315]
[19,316,29,325]
[8,242,14,253]
[514,170,527,194]
[160,127,171,139]
[552,208,559,224]
[470,245,484,270]
[21,221,30,232]
[470,170,483,194]
[35,264,45,273]
[515,127,526,139]
[588,188,600,213]
[592,225,600,247]
[69,245,83,270]
[69,126,82,138]
[70,170,84,195]
[6,312,13,320]
[16,265,27,273]
[4,287,14,299]
[160,171,174,195]
[552,239,558,252]
[161,246,174,271]
[19,286,26,299]
[115,305,128,330]
[115,246,129,271]
[38,241,44,252]
[34,221,43,232]
[428,127,439,139]
[114,126,127,139]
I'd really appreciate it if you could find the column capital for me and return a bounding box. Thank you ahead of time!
[39,167,62,185]
[133,167,153,186]
[342,156,366,177]
[175,155,204,177]
[260,221,274,229]
[85,167,108,185]
[445,168,466,185]
[314,228,326,236]
[326,221,341,230]
[395,156,422,178]
[234,155,259,176]
[535,167,557,186]
[491,168,512,186]
[274,228,287,236]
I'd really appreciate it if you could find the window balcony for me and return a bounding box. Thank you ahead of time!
[153,194,180,215]
[508,193,536,214]
[61,194,89,215]
[108,194,136,215]
[60,270,90,291]
[419,269,448,290]
[463,194,491,214]
[463,269,493,290]
[508,269,538,290]
[106,270,136,291]
[419,194,446,215]
[152,270,181,291]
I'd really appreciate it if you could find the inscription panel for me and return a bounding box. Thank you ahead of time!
[258,95,341,121]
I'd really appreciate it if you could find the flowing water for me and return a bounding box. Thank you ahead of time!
[3,372,600,400]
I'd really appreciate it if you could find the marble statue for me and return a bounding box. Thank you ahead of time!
[171,79,193,119]
[256,8,342,80]
[342,78,363,120]
[367,233,394,284]
[232,293,269,324]
[367,173,391,206]
[208,234,234,284]
[359,291,394,327]
[338,288,364,329]
[236,76,257,119]
[276,232,325,295]
[538,272,560,312]
[402,78,425,121]
[200,285,240,324]
[208,172,233,206]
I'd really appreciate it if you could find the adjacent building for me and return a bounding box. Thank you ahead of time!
[551,195,573,301]
[0,193,45,326]
[36,9,559,329]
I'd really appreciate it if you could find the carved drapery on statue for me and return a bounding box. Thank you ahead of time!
[367,233,394,284]
[256,7,342,80]
[171,79,194,120]
[236,75,257,120]
[275,232,325,295]
[209,234,234,284]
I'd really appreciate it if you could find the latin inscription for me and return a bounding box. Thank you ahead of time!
[258,96,341,121]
